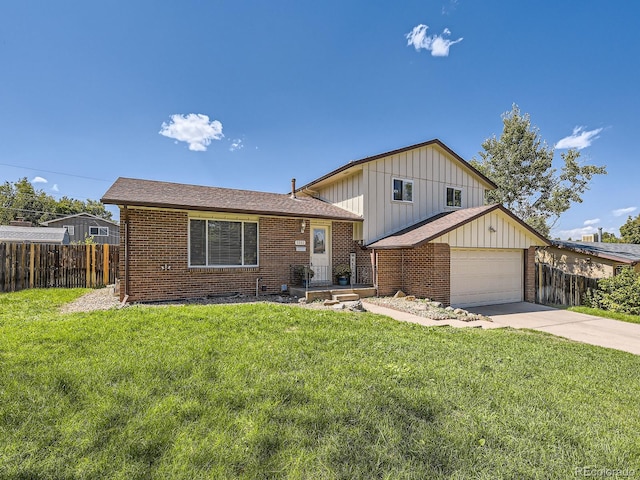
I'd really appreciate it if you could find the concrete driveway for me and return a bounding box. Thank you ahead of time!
[468,302,640,355]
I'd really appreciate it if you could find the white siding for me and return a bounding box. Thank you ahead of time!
[431,210,541,249]
[360,145,488,243]
[314,144,493,244]
[315,171,364,216]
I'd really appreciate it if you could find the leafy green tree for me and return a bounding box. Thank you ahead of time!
[0,177,112,225]
[471,105,607,237]
[600,231,621,243]
[620,214,640,244]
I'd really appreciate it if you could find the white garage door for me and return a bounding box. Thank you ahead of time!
[450,248,523,307]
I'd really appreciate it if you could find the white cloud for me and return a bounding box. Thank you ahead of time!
[555,226,596,240]
[52,184,59,192]
[555,126,603,150]
[583,218,600,226]
[32,176,47,183]
[612,206,637,217]
[159,113,224,151]
[229,139,244,152]
[405,24,463,57]
[441,0,459,15]
[554,225,617,240]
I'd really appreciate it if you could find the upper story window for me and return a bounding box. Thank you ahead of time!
[89,226,109,236]
[189,219,258,267]
[392,178,413,202]
[446,187,462,208]
[63,225,75,235]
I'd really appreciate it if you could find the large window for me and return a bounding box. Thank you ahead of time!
[89,226,109,236]
[446,187,462,208]
[189,219,258,267]
[392,178,413,202]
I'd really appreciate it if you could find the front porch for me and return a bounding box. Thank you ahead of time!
[289,263,375,302]
[288,284,377,302]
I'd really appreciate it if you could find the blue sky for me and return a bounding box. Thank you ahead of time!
[1,0,638,239]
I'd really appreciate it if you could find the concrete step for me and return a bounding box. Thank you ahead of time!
[332,293,360,302]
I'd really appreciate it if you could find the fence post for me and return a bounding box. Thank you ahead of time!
[91,244,97,287]
[85,245,90,288]
[103,244,109,286]
[29,244,35,288]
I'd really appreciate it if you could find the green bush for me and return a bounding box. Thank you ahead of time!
[584,267,640,315]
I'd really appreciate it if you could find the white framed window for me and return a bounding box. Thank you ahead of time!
[446,187,462,208]
[89,226,109,236]
[63,225,75,235]
[392,178,413,202]
[189,219,258,267]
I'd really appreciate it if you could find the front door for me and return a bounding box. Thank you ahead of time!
[310,223,331,285]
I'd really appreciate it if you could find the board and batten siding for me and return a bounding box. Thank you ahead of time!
[319,145,490,243]
[430,209,540,249]
[315,171,364,216]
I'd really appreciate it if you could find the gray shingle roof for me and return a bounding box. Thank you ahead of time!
[0,226,70,244]
[41,212,119,226]
[368,204,548,249]
[551,240,640,264]
[101,177,363,222]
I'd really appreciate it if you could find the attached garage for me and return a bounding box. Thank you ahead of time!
[369,204,549,307]
[450,248,523,307]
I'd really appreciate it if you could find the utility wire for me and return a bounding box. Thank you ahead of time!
[0,163,111,182]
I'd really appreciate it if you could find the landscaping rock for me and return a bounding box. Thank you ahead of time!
[298,298,307,304]
[430,301,443,308]
[405,295,416,301]
[393,290,406,298]
[445,306,455,312]
[323,299,340,306]
[453,308,467,315]
[344,300,365,312]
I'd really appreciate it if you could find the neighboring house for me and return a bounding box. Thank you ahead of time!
[0,226,69,244]
[101,139,549,306]
[538,241,640,278]
[41,213,120,245]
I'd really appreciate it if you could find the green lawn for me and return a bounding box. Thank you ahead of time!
[568,305,640,325]
[1,289,639,479]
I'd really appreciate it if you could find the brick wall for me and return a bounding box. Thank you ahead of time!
[120,208,345,302]
[375,243,451,304]
[403,243,450,304]
[525,246,536,302]
[332,222,373,284]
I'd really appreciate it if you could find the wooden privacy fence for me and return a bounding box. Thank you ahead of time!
[535,262,599,307]
[0,243,119,293]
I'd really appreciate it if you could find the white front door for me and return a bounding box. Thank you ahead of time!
[310,223,331,285]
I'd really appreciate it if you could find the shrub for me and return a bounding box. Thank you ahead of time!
[584,267,640,315]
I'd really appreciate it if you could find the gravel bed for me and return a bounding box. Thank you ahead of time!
[363,296,491,322]
[59,288,489,322]
[60,286,122,313]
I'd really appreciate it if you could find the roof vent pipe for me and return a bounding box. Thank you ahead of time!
[291,178,296,198]
[598,227,603,242]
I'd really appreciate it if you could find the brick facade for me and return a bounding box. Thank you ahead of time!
[331,222,374,284]
[525,246,536,303]
[374,243,451,304]
[119,208,366,302]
